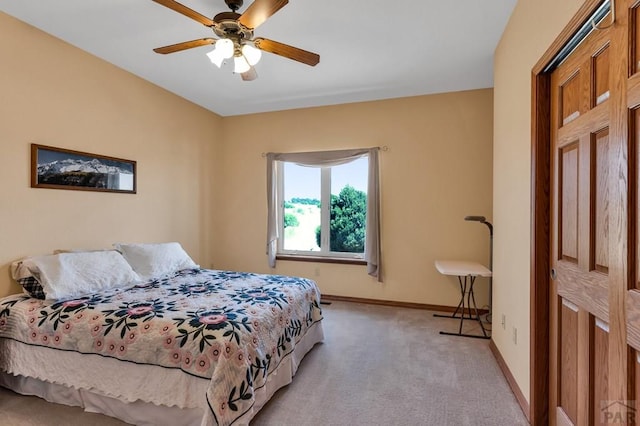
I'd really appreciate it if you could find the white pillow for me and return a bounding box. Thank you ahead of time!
[114,242,199,281]
[16,251,141,300]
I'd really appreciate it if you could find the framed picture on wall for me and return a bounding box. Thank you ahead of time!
[31,144,136,194]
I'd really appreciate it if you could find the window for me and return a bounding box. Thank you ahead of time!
[278,156,368,259]
[266,148,381,281]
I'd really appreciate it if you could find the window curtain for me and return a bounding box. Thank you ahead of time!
[266,148,382,281]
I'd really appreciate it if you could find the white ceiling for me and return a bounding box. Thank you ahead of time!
[0,0,517,117]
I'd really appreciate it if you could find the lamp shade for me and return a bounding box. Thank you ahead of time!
[206,38,234,68]
[242,44,262,66]
[206,49,225,68]
[234,55,251,74]
[216,38,234,59]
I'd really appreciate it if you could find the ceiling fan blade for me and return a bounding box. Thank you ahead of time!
[239,0,288,30]
[241,67,258,81]
[254,38,320,66]
[153,38,216,54]
[152,0,214,26]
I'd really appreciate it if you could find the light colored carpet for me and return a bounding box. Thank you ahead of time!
[0,301,528,425]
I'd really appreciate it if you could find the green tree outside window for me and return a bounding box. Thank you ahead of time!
[315,185,366,252]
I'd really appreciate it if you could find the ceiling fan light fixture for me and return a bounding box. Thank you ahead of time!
[207,38,234,67]
[242,44,262,66]
[234,54,251,74]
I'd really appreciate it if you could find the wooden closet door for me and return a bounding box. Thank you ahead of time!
[549,1,640,424]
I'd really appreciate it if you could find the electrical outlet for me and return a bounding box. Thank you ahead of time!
[512,327,518,344]
[501,314,506,329]
[314,267,320,277]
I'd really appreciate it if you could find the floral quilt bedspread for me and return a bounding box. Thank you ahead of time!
[0,268,323,425]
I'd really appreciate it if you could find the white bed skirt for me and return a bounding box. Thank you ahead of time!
[0,321,324,425]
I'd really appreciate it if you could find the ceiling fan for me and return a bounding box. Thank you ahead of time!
[151,0,320,81]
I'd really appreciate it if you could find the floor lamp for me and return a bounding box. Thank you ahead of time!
[465,215,493,323]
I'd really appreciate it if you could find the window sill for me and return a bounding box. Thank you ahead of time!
[276,254,366,266]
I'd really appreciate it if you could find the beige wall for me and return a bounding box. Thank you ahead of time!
[0,12,222,297]
[493,0,584,403]
[214,90,494,307]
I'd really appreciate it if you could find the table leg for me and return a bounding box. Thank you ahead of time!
[438,274,490,339]
[458,276,468,334]
[433,276,466,320]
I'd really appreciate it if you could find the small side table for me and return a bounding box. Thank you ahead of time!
[433,260,491,339]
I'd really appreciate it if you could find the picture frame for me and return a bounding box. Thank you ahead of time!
[31,144,137,194]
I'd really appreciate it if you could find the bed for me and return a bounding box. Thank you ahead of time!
[0,244,324,425]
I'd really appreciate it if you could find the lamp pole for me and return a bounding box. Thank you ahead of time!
[464,216,493,321]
